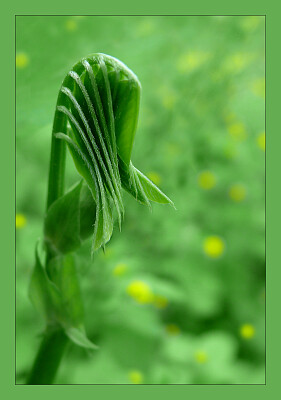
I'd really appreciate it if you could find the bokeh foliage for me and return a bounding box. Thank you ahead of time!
[16,15,265,384]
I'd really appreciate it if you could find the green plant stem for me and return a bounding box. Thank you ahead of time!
[26,328,69,385]
[46,108,67,210]
[27,107,68,385]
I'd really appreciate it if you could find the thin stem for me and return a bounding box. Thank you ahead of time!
[46,108,67,210]
[27,106,68,385]
[26,328,69,385]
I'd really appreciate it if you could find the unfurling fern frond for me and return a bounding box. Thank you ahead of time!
[48,53,174,254]
[28,54,175,384]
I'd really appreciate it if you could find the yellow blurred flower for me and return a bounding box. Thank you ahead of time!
[240,324,255,339]
[166,324,180,336]
[113,262,128,277]
[203,236,225,258]
[147,171,161,186]
[126,280,154,304]
[16,213,27,229]
[251,77,265,99]
[227,122,247,141]
[16,53,29,69]
[198,171,216,190]
[194,350,208,364]
[153,295,168,309]
[229,184,246,202]
[65,19,77,31]
[129,370,143,384]
[177,51,210,73]
[257,132,265,151]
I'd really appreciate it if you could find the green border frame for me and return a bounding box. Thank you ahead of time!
[4,0,276,397]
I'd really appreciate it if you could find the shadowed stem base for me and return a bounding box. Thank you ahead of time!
[26,328,69,385]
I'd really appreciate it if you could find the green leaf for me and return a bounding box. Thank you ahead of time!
[66,327,98,350]
[91,192,113,254]
[30,247,97,350]
[135,167,175,207]
[118,156,174,207]
[79,182,96,240]
[28,245,61,322]
[112,62,141,166]
[55,132,98,202]
[47,254,97,349]
[47,254,84,328]
[44,181,82,254]
[55,133,114,252]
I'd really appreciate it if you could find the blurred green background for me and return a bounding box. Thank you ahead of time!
[16,16,265,384]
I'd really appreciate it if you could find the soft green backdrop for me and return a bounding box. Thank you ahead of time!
[16,15,265,384]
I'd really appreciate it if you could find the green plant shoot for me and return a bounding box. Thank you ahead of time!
[27,53,173,385]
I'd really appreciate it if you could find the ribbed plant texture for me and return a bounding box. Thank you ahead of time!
[53,53,173,253]
[27,54,174,384]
